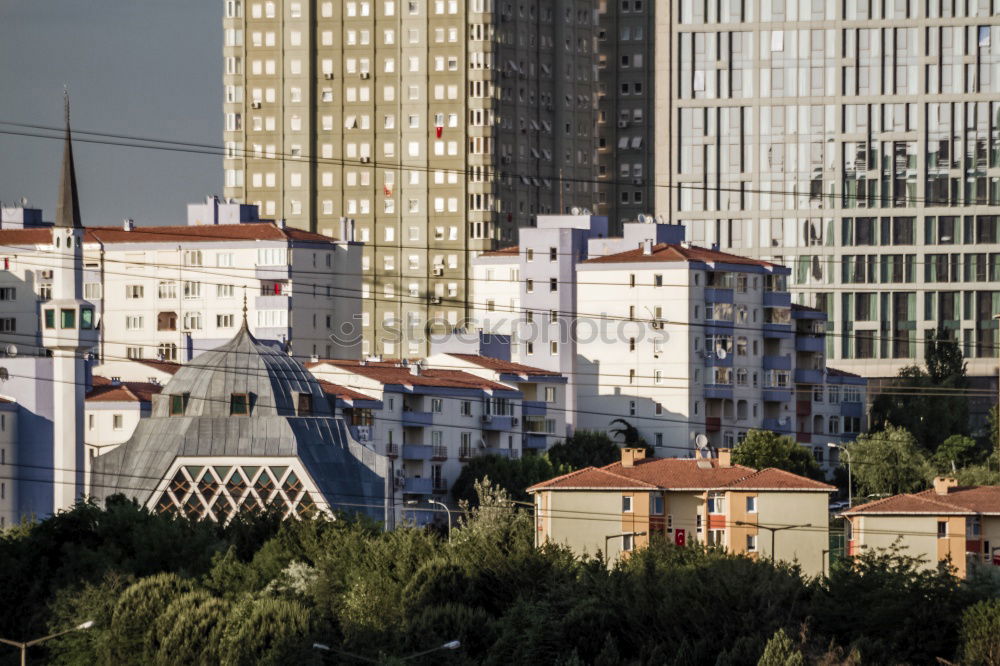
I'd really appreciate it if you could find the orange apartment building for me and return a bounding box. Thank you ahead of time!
[528,448,834,574]
[842,477,1000,578]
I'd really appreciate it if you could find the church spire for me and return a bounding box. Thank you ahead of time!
[54,89,82,229]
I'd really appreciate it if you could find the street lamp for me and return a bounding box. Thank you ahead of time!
[313,639,460,662]
[406,498,453,541]
[0,620,95,666]
[735,521,811,562]
[828,442,852,508]
[603,531,647,565]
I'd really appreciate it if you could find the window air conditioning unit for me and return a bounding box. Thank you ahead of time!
[651,320,664,329]
[360,156,371,163]
[40,270,53,279]
[324,72,334,79]
[251,101,262,109]
[511,417,519,426]
[360,71,370,79]
[481,414,493,423]
[433,266,444,276]
[617,120,628,128]
[431,296,442,304]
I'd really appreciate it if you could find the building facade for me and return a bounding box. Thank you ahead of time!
[222,0,601,356]
[0,218,362,363]
[662,1,1000,388]
[471,215,866,461]
[528,447,834,573]
[842,476,1000,578]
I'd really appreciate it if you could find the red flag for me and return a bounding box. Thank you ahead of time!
[435,126,443,138]
[674,529,686,547]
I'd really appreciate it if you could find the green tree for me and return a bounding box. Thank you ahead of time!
[450,454,564,507]
[107,573,196,662]
[153,590,231,665]
[870,330,969,451]
[932,434,983,472]
[547,430,621,469]
[960,598,1000,666]
[731,429,823,480]
[847,426,931,498]
[757,628,805,666]
[217,597,315,666]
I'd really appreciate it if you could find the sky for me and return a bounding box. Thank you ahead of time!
[0,0,221,226]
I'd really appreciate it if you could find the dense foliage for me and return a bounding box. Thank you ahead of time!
[730,429,824,480]
[0,484,996,665]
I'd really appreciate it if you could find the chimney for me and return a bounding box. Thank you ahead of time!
[717,448,732,468]
[621,447,646,468]
[641,239,653,255]
[409,361,422,376]
[122,218,135,231]
[933,476,958,495]
[276,218,286,229]
[111,376,121,386]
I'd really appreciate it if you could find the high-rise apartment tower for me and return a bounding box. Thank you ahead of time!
[223,0,600,356]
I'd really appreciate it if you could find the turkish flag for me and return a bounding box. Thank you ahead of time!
[436,126,443,138]
[674,529,686,547]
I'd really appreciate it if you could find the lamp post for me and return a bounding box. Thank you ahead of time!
[313,639,460,663]
[406,498,452,541]
[828,442,852,508]
[735,521,811,562]
[0,621,94,666]
[603,531,647,565]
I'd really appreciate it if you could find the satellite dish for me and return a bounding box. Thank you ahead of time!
[4,344,17,358]
[715,347,727,360]
[637,213,647,224]
[779,416,790,426]
[695,433,709,448]
[570,206,580,215]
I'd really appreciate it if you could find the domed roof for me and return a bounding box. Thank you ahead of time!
[150,322,331,418]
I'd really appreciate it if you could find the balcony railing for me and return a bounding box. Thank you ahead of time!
[431,444,448,460]
[385,442,399,458]
[432,476,448,493]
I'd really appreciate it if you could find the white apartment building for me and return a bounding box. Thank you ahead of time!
[472,215,866,462]
[0,399,16,528]
[0,215,362,363]
[307,358,525,499]
[83,376,159,494]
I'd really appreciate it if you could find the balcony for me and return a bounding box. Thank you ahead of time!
[763,291,791,307]
[704,287,734,303]
[485,448,520,459]
[431,444,448,460]
[403,477,433,494]
[432,477,448,493]
[703,353,733,368]
[402,444,433,461]
[762,355,791,371]
[795,368,824,385]
[524,433,548,450]
[797,400,812,416]
[796,430,813,444]
[841,402,864,418]
[795,336,824,353]
[705,416,721,433]
[762,417,792,433]
[763,323,793,339]
[255,265,291,281]
[762,388,792,402]
[401,410,434,427]
[481,414,516,431]
[459,445,474,461]
[522,400,547,416]
[255,294,291,310]
[704,384,734,400]
[385,442,399,458]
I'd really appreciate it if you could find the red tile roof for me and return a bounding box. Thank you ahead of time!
[527,467,659,491]
[445,353,562,377]
[479,245,519,257]
[87,376,162,403]
[582,243,777,267]
[845,486,1000,516]
[136,359,181,375]
[316,379,377,403]
[529,457,835,493]
[0,222,340,246]
[307,359,514,391]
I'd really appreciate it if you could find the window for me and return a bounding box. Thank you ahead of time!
[183,281,201,299]
[431,398,444,413]
[297,393,313,416]
[746,496,757,513]
[622,534,635,551]
[126,346,143,360]
[169,394,188,416]
[43,309,54,329]
[707,492,725,514]
[182,250,203,266]
[707,529,726,547]
[937,521,947,538]
[544,386,556,403]
[157,343,178,361]
[60,309,76,329]
[622,496,633,512]
[650,495,664,515]
[230,393,250,415]
[746,535,758,552]
[549,278,558,292]
[112,414,124,431]
[549,247,558,261]
[461,401,472,416]
[216,314,235,328]
[125,285,144,299]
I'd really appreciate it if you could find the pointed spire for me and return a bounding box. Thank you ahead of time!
[242,289,249,328]
[55,88,82,229]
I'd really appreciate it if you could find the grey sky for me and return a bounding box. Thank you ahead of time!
[0,0,220,226]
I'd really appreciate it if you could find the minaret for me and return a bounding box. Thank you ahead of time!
[41,93,97,513]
